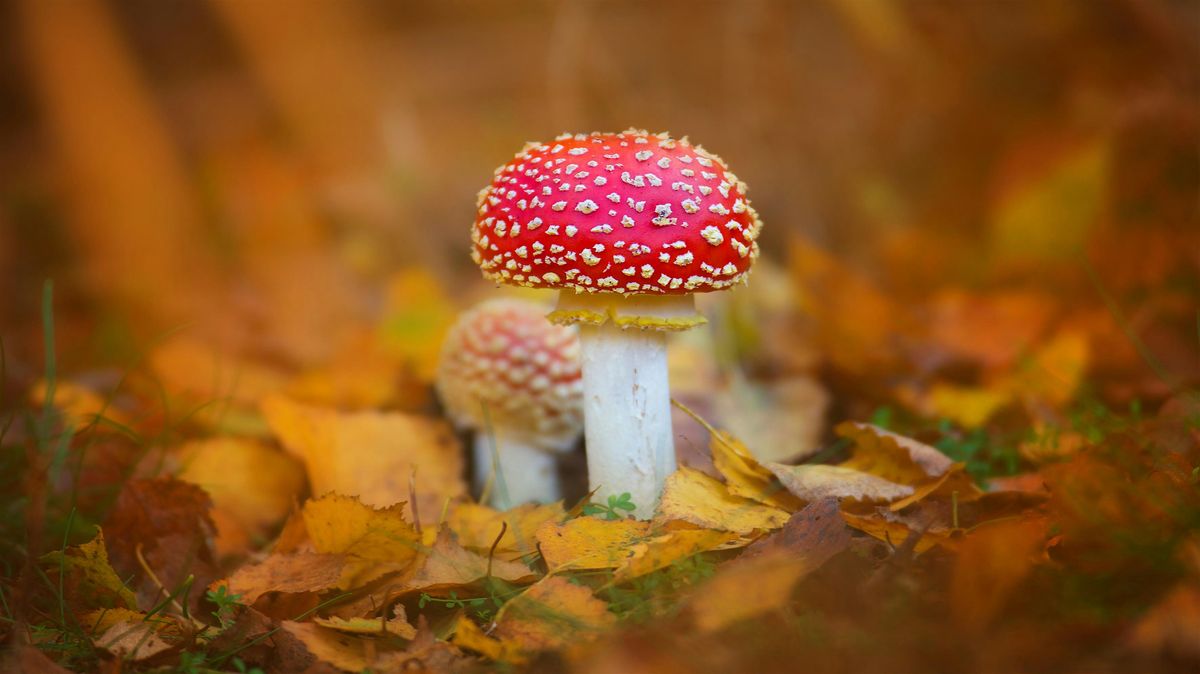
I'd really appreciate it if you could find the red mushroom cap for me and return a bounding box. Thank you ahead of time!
[436,299,582,451]
[472,129,762,296]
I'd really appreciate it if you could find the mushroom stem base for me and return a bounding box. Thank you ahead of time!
[474,433,561,509]
[578,321,676,517]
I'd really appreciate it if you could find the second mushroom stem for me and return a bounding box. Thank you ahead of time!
[577,321,676,517]
[475,432,561,509]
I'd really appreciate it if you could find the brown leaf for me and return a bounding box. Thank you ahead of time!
[689,499,851,632]
[404,527,537,593]
[0,645,73,674]
[837,422,954,480]
[950,516,1048,632]
[220,551,346,604]
[1127,583,1200,662]
[41,529,137,610]
[840,508,957,555]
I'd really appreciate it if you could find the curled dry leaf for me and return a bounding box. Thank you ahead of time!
[302,493,421,589]
[263,395,465,523]
[655,467,790,534]
[765,463,914,502]
[837,422,954,480]
[219,551,346,604]
[840,508,958,555]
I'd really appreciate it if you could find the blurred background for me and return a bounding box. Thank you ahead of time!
[0,0,1197,472]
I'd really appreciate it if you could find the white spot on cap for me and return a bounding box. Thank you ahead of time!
[551,201,567,211]
[575,199,599,214]
[701,226,724,246]
[565,225,578,237]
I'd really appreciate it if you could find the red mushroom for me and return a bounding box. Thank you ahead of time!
[471,130,762,515]
[436,298,583,507]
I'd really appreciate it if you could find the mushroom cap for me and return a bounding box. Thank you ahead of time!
[435,299,583,451]
[472,129,762,296]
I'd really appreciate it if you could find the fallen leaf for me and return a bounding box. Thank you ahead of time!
[494,575,616,652]
[314,611,417,639]
[94,620,173,661]
[452,614,528,664]
[404,527,537,592]
[703,420,804,510]
[175,437,306,556]
[41,529,137,610]
[263,395,465,523]
[283,620,409,672]
[378,268,459,382]
[690,499,851,632]
[29,378,131,429]
[612,527,740,583]
[837,422,954,479]
[302,493,421,588]
[655,467,790,534]
[765,463,914,502]
[840,508,956,555]
[220,551,346,604]
[80,607,147,635]
[886,464,982,512]
[537,517,651,571]
[149,334,286,411]
[922,383,1013,429]
[447,501,565,561]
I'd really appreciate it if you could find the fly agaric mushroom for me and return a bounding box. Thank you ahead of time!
[436,298,583,508]
[471,130,762,516]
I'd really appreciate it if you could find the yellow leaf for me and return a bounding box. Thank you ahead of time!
[536,517,651,571]
[452,615,528,664]
[612,527,739,583]
[680,402,803,510]
[655,467,789,534]
[765,463,914,502]
[29,379,130,429]
[836,422,952,483]
[263,395,466,523]
[447,501,564,561]
[887,464,982,511]
[282,621,408,672]
[42,529,136,610]
[302,494,421,588]
[80,608,147,635]
[314,611,416,639]
[494,576,615,652]
[925,383,1013,429]
[176,437,305,555]
[1011,329,1089,409]
[840,510,956,554]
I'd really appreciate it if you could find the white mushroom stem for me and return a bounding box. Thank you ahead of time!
[552,293,698,517]
[474,432,561,509]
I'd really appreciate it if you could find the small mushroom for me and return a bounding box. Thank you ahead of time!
[470,130,763,515]
[436,298,583,508]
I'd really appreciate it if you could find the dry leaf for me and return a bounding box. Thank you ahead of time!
[404,527,537,592]
[314,612,417,639]
[840,509,956,555]
[220,551,346,604]
[452,614,528,664]
[41,529,137,610]
[690,499,850,632]
[838,422,954,479]
[765,463,914,502]
[263,395,465,522]
[655,467,790,534]
[175,437,305,556]
[612,528,740,583]
[494,575,616,652]
[94,620,173,661]
[302,493,421,588]
[80,608,147,635]
[1127,583,1200,661]
[447,501,565,561]
[282,620,405,672]
[537,517,651,571]
[702,420,804,510]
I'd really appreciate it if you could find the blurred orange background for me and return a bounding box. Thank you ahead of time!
[0,0,1196,428]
